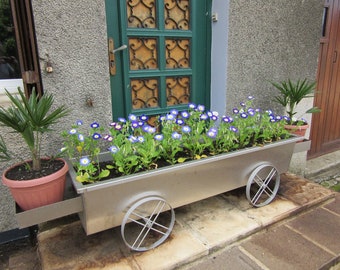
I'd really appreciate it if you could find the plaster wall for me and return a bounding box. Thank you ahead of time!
[227,0,323,119]
[0,0,111,232]
[226,0,323,176]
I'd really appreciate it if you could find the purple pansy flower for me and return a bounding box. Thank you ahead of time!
[229,126,238,133]
[171,132,182,140]
[79,157,91,166]
[108,145,119,153]
[154,134,164,141]
[181,111,190,118]
[69,128,77,135]
[90,122,99,128]
[78,134,84,142]
[92,133,101,140]
[182,126,191,133]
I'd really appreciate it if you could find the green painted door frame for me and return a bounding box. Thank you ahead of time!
[105,0,212,119]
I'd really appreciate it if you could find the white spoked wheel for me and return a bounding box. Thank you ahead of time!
[246,163,280,207]
[121,196,175,251]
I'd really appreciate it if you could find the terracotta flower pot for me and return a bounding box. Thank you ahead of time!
[284,124,309,137]
[2,159,69,211]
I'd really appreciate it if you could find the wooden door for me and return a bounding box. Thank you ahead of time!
[309,0,340,158]
[105,0,212,119]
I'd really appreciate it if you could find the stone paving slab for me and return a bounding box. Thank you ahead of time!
[287,206,340,255]
[38,219,208,270]
[324,193,340,215]
[240,225,335,270]
[8,248,40,270]
[182,246,265,270]
[279,173,335,206]
[38,222,139,269]
[131,223,208,270]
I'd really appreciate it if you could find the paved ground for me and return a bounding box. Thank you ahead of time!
[31,173,338,270]
[181,192,340,270]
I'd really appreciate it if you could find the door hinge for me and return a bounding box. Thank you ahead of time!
[22,71,39,84]
[333,50,337,63]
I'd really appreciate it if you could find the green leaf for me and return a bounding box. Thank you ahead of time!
[177,157,187,163]
[306,107,321,114]
[98,169,110,178]
[76,172,91,183]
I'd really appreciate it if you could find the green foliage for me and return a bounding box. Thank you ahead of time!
[62,96,290,184]
[271,78,321,124]
[0,88,70,170]
[0,135,11,161]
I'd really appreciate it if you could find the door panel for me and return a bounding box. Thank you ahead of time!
[105,0,211,119]
[309,0,340,158]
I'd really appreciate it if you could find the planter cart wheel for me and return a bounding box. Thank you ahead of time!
[246,163,280,207]
[121,196,175,251]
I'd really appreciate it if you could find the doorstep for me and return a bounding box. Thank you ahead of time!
[305,149,340,179]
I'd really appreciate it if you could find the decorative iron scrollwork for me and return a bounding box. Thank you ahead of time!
[166,76,190,105]
[131,78,159,109]
[127,0,156,28]
[164,0,190,30]
[129,38,158,70]
[166,39,190,68]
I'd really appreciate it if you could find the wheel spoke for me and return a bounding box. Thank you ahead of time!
[121,196,175,251]
[246,164,280,207]
[251,168,277,204]
[131,200,166,249]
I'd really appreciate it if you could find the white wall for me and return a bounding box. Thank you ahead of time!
[211,0,229,115]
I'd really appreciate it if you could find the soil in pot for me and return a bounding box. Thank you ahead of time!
[5,159,65,181]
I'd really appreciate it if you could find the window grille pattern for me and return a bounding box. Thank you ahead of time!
[165,39,190,68]
[166,76,190,105]
[164,0,190,30]
[131,78,159,109]
[127,0,156,28]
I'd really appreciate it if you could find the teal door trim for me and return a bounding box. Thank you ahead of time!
[105,0,212,120]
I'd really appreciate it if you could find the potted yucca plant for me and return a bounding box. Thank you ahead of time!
[271,78,321,137]
[0,88,70,210]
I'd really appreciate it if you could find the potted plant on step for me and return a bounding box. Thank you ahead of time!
[271,78,320,137]
[0,88,70,210]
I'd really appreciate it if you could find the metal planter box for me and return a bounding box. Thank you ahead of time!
[16,136,300,251]
[70,136,299,229]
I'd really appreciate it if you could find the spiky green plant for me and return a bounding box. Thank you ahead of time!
[0,135,11,162]
[0,88,70,171]
[271,79,321,124]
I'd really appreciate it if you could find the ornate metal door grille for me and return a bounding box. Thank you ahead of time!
[106,0,211,118]
[127,0,192,112]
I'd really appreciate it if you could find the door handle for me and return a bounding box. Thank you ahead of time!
[108,38,127,75]
[112,45,127,54]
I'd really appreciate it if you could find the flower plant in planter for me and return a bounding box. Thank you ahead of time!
[271,78,321,136]
[62,96,291,184]
[0,88,70,210]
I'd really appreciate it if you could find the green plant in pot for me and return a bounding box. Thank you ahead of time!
[0,88,70,210]
[271,78,321,137]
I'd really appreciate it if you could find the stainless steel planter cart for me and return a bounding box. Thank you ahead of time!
[16,136,302,251]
